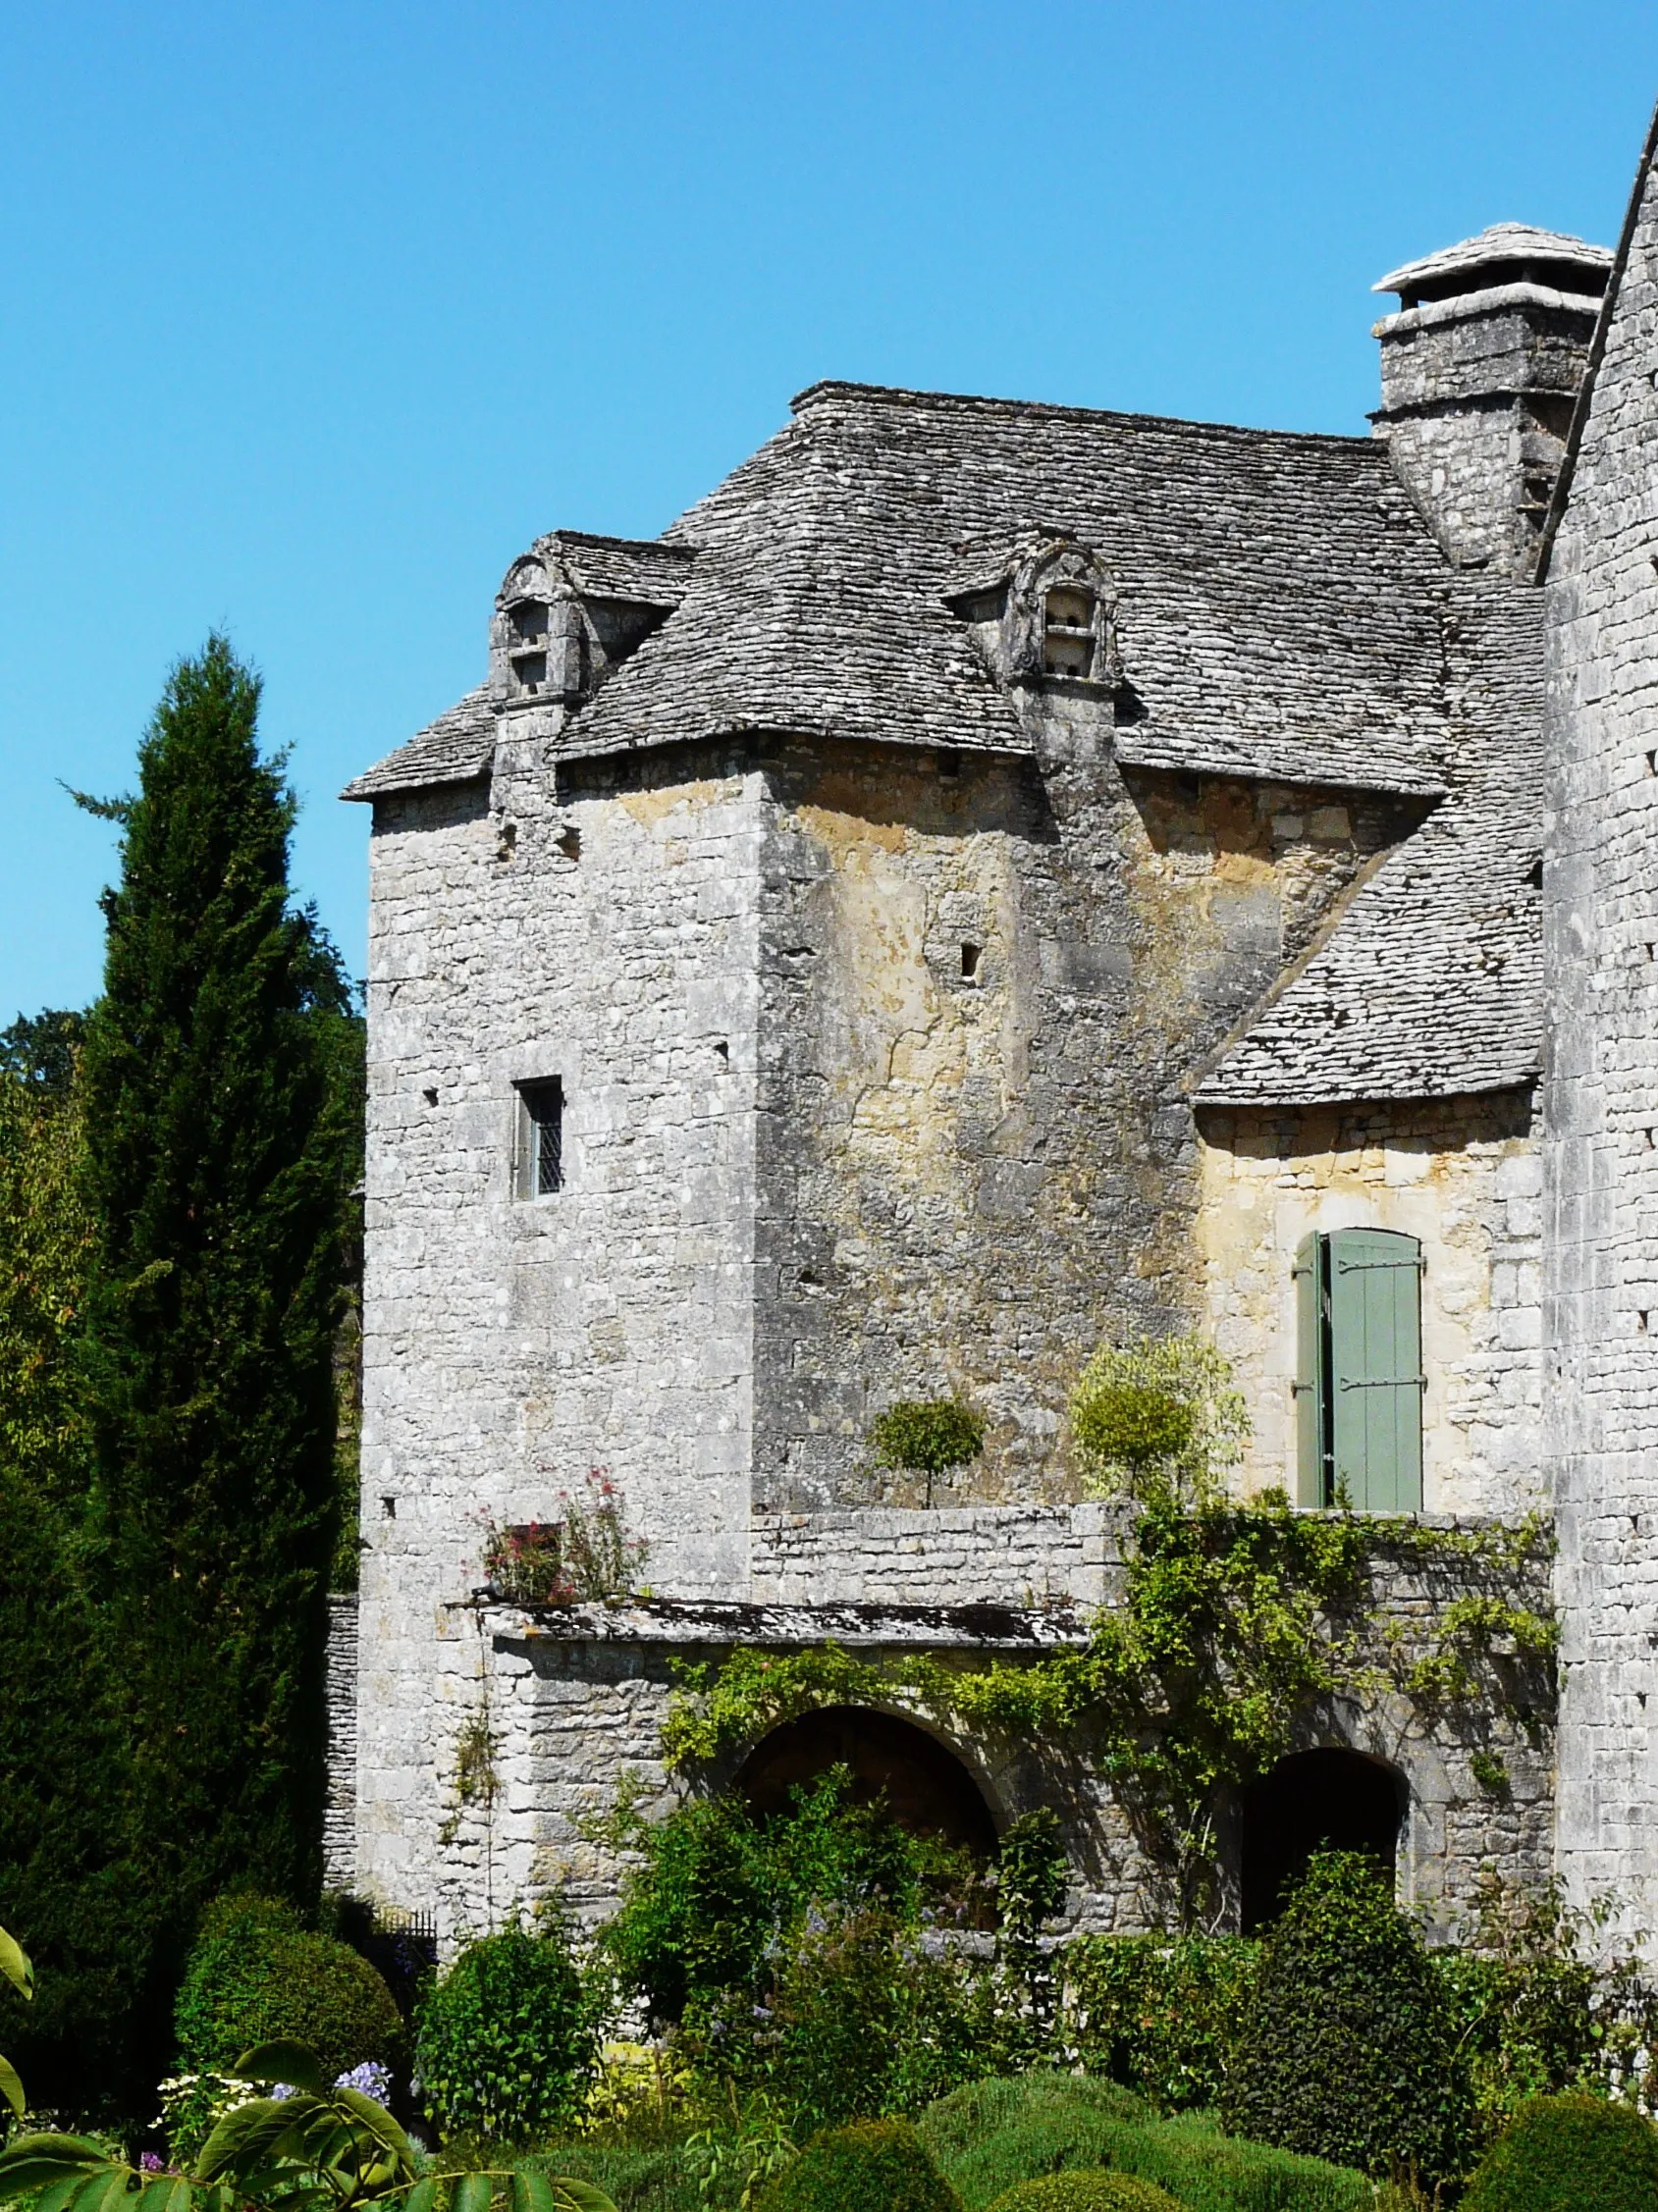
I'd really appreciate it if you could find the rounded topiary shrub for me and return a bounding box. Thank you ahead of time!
[174,1892,404,2083]
[1461,2092,1658,2212]
[755,2118,962,2212]
[988,2175,1181,2212]
[1219,1851,1471,2184]
[413,1916,597,2144]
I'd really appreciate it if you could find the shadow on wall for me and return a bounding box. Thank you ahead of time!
[1240,1747,1406,1931]
[734,1704,1000,1862]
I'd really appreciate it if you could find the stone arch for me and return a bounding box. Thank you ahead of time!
[1239,1747,1407,1930]
[733,1704,1000,1860]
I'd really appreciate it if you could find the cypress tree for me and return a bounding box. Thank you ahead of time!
[78,636,356,1962]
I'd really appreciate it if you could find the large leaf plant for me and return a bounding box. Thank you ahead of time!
[0,2028,614,2212]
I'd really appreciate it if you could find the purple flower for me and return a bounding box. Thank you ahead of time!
[140,2154,166,2174]
[334,2061,394,2107]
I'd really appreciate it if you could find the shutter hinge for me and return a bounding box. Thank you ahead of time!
[1335,1256,1426,1274]
[1338,1376,1428,1391]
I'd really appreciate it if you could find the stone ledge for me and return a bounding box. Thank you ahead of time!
[459,1595,1094,1650]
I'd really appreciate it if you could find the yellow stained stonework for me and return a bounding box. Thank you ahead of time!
[1196,1096,1543,1516]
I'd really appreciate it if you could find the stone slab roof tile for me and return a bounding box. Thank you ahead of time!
[1375,223,1613,298]
[341,686,494,803]
[1195,588,1543,1105]
[562,381,1468,797]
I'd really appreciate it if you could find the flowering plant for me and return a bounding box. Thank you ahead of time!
[481,1472,648,1606]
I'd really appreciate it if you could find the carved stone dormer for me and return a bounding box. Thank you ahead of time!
[944,533,1121,692]
[490,531,696,718]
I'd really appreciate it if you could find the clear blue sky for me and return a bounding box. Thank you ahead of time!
[3,1,1654,1022]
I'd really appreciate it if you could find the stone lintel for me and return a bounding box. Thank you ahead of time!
[459,1594,1094,1650]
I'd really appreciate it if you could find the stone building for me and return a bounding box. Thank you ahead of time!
[333,101,1658,1949]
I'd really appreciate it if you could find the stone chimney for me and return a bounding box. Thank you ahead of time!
[1371,223,1611,577]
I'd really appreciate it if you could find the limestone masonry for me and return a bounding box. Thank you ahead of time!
[335,108,1658,1948]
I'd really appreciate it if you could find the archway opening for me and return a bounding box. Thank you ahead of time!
[1240,1748,1405,1931]
[734,1705,998,1861]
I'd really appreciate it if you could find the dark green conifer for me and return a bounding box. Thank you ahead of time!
[78,635,357,1939]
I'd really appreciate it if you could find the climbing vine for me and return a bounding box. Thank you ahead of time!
[663,1342,1557,1927]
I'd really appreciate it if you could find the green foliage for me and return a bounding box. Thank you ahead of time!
[601,1770,944,2034]
[1434,1879,1658,2137]
[0,1463,156,2119]
[986,2176,1181,2212]
[1220,1853,1471,2185]
[78,635,362,1941]
[0,2038,617,2212]
[0,1064,93,1507]
[869,1402,986,1490]
[414,1917,599,2145]
[917,2073,1371,2212]
[0,1011,86,1097]
[1060,1933,1257,2112]
[1459,2092,1658,2212]
[1070,1335,1248,1509]
[752,2118,961,2212]
[174,1894,404,2089]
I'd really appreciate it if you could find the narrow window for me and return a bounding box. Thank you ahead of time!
[511,652,548,697]
[1294,1229,1423,1509]
[509,601,549,642]
[515,1080,564,1198]
[1043,587,1096,678]
[960,942,982,982]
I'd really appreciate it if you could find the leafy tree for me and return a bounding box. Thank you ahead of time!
[76,635,359,1964]
[0,1060,93,1509]
[1220,1851,1471,2184]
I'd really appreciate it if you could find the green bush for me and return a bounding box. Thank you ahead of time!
[414,1916,598,2143]
[868,1401,986,1483]
[1061,1933,1257,2111]
[516,2143,702,2212]
[754,2118,961,2212]
[1460,2092,1658,2212]
[604,1769,961,2031]
[174,1892,404,2083]
[919,2072,1370,2212]
[1219,1852,1471,2184]
[988,2177,1181,2212]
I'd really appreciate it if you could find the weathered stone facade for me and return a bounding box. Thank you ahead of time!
[335,135,1658,1950]
[1542,109,1658,1940]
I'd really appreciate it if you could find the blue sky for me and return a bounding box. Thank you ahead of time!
[3,1,1655,1021]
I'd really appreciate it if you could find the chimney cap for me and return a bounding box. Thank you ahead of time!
[1374,222,1613,302]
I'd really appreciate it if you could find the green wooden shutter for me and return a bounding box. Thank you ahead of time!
[1326,1228,1423,1511]
[1293,1233,1325,1506]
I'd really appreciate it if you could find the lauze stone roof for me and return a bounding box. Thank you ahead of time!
[347,379,1545,1107]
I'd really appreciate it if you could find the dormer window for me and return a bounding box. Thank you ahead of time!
[511,652,548,697]
[1043,587,1096,678]
[509,602,549,643]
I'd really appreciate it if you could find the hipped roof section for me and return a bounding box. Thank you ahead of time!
[346,377,1548,1105]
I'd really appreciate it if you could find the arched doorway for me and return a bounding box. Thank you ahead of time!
[734,1705,998,1860]
[1240,1748,1405,1930]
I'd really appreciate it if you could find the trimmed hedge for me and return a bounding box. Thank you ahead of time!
[1461,2092,1658,2212]
[1061,1934,1257,2112]
[919,2072,1370,2212]
[415,1919,597,2144]
[174,1892,403,2082]
[755,2119,962,2212]
[988,2177,1182,2212]
[1220,1852,1471,2184]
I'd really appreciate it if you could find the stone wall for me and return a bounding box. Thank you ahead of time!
[1543,129,1658,1938]
[405,1524,1552,1952]
[1196,1093,1545,1515]
[751,728,1421,1513]
[749,1502,1114,1608]
[323,1594,359,1891]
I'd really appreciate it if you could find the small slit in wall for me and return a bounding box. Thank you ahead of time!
[422,1087,438,1106]
[961,942,982,982]
[1640,1312,1652,1335]
[557,823,581,861]
[714,1039,728,1064]
[1647,752,1658,777]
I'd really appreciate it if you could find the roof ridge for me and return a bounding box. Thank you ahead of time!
[788,378,1381,449]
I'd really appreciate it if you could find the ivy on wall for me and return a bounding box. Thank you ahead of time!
[664,1341,1557,1925]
